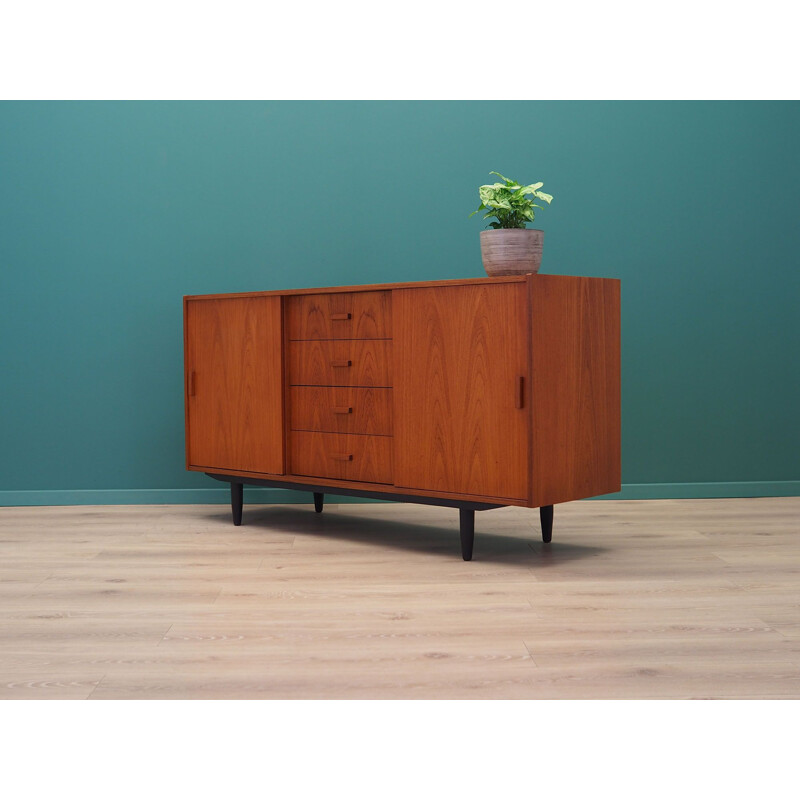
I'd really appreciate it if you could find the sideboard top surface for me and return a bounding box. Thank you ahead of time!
[183,273,619,301]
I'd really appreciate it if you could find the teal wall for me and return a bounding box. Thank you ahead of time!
[1,101,798,504]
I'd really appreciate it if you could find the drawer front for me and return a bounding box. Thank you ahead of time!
[291,431,393,484]
[290,387,393,436]
[287,291,392,341]
[289,340,392,387]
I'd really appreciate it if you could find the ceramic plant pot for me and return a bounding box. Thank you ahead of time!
[479,228,544,276]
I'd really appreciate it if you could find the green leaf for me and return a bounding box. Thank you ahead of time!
[480,183,513,201]
[489,171,516,186]
[479,186,502,204]
[521,182,544,193]
[469,201,489,218]
[534,191,553,204]
[484,196,512,210]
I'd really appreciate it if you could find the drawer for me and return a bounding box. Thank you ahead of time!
[289,340,392,387]
[290,387,393,436]
[287,291,391,340]
[290,431,393,484]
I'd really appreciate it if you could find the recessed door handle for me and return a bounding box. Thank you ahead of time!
[331,360,352,368]
[515,376,524,409]
[331,453,353,462]
[332,407,353,414]
[188,371,196,397]
[331,313,352,321]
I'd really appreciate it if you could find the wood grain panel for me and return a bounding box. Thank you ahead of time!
[528,274,621,506]
[287,291,391,340]
[393,284,529,500]
[185,296,284,474]
[289,340,392,387]
[290,387,393,436]
[290,432,393,484]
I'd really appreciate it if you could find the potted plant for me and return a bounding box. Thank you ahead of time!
[470,171,553,276]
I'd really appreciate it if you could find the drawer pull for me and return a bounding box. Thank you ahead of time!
[331,453,353,461]
[331,312,352,321]
[331,359,352,368]
[332,406,353,414]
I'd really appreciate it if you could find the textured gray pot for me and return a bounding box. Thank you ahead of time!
[480,228,544,276]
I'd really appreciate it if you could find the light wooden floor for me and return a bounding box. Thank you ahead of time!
[1,497,799,699]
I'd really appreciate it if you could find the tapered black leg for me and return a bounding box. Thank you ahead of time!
[540,504,553,543]
[313,492,324,513]
[459,508,475,561]
[231,482,243,526]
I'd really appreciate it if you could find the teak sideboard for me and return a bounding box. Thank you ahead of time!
[183,274,620,560]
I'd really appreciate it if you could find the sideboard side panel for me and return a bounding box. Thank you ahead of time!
[529,275,621,506]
